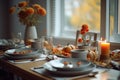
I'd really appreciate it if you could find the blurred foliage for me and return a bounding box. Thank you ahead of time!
[65,0,100,32]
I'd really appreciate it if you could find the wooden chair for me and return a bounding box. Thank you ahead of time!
[75,30,98,47]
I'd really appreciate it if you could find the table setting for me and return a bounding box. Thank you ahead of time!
[30,36,120,80]
[29,33,120,80]
[0,37,120,80]
[0,32,120,80]
[30,57,120,80]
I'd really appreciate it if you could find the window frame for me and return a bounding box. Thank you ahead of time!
[47,0,120,49]
[101,0,120,49]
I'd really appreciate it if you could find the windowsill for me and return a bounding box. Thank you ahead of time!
[110,42,120,50]
[53,36,75,46]
[53,36,120,50]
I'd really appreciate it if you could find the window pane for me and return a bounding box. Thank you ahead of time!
[64,0,101,33]
[109,0,120,42]
[118,1,120,34]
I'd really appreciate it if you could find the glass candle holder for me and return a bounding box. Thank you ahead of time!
[98,40,111,64]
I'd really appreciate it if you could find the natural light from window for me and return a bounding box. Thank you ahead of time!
[64,0,101,33]
[109,0,120,42]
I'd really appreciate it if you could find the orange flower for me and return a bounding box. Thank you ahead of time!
[80,29,86,35]
[32,4,41,9]
[18,10,28,19]
[78,24,90,46]
[18,1,28,7]
[82,24,88,30]
[9,7,16,14]
[37,8,46,16]
[26,7,34,15]
[86,28,89,32]
[80,24,89,34]
[78,38,83,43]
[10,1,46,26]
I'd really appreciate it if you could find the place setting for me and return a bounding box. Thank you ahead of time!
[31,58,99,80]
[1,40,46,63]
[2,47,46,63]
[30,36,120,80]
[30,36,99,79]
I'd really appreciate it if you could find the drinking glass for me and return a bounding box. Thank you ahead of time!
[41,36,53,55]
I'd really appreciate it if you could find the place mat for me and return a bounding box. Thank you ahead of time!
[31,67,120,80]
[30,67,120,80]
[31,63,96,79]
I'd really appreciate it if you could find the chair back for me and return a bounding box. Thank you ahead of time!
[75,30,99,47]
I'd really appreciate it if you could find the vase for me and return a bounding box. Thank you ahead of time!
[24,26,38,46]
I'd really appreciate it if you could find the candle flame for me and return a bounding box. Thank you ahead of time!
[100,37,106,41]
[104,40,106,43]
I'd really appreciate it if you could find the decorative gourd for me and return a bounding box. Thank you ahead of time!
[87,50,98,62]
[62,44,76,53]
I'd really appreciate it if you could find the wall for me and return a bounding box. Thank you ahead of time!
[0,0,11,38]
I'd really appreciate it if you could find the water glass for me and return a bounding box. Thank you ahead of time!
[41,36,53,55]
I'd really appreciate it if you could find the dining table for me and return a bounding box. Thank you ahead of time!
[0,54,120,80]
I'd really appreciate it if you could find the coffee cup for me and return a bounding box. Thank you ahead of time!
[71,49,88,60]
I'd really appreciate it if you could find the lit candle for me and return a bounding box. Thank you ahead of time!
[101,40,110,55]
[98,38,110,62]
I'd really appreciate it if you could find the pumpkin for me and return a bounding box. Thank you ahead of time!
[87,50,98,62]
[62,44,76,53]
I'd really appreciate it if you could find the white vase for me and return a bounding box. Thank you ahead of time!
[24,26,38,45]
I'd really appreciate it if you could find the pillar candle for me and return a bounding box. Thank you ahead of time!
[101,41,110,55]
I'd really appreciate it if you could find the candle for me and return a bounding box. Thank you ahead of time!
[101,41,110,55]
[98,38,103,54]
[98,38,110,63]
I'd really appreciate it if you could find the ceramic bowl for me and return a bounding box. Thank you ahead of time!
[70,49,88,60]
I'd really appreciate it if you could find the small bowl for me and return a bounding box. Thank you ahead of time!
[70,49,88,60]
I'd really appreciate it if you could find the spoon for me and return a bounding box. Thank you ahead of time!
[88,71,98,77]
[71,71,98,79]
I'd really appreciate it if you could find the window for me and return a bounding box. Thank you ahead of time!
[47,0,100,38]
[63,0,100,37]
[109,0,120,42]
[47,0,120,48]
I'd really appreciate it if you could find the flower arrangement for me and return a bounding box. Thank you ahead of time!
[9,1,46,26]
[77,24,91,46]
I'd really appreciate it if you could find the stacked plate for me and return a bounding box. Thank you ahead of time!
[43,58,96,76]
[4,48,40,60]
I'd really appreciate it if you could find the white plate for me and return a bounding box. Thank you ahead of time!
[4,53,40,60]
[43,62,96,76]
[48,58,91,71]
[5,48,38,56]
[4,48,40,60]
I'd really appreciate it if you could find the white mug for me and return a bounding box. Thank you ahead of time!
[71,49,88,60]
[31,40,42,50]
